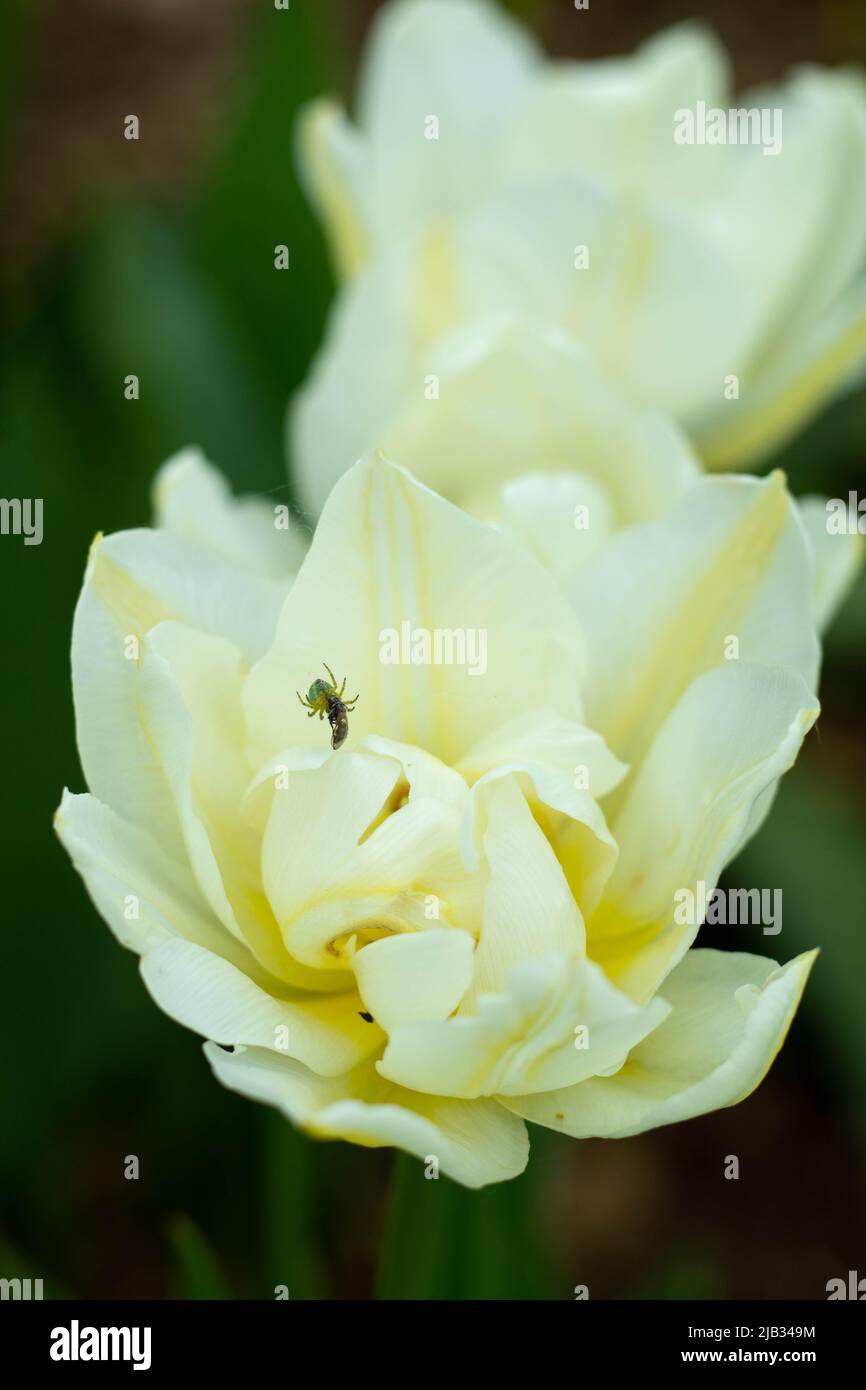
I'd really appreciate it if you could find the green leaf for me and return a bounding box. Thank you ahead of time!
[187,0,344,494]
[167,1214,231,1300]
[67,207,281,492]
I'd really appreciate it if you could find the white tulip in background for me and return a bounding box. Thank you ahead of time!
[292,0,866,510]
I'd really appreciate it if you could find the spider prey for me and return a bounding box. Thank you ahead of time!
[297,663,359,750]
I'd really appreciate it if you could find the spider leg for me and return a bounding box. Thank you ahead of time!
[296,691,308,708]
[323,662,338,690]
[307,710,316,718]
[344,694,360,709]
[338,676,346,698]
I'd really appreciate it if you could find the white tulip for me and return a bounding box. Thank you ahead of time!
[293,0,866,499]
[57,451,820,1186]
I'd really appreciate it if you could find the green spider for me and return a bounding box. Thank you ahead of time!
[296,663,359,749]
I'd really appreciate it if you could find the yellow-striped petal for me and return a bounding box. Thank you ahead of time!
[504,948,816,1137]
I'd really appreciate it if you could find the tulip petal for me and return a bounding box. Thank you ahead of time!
[260,744,479,971]
[72,527,285,858]
[587,664,818,1001]
[797,494,865,631]
[712,68,866,369]
[294,307,699,523]
[153,447,306,580]
[54,789,260,974]
[384,321,701,524]
[504,23,730,202]
[503,948,816,1137]
[699,279,866,468]
[353,0,539,249]
[296,99,372,280]
[494,470,614,579]
[245,452,585,769]
[457,708,625,798]
[136,621,317,987]
[401,323,700,522]
[457,715,624,919]
[465,775,585,999]
[291,245,421,518]
[569,472,820,769]
[140,937,382,1076]
[379,950,668,1098]
[204,1044,529,1188]
[353,926,476,1032]
[457,173,754,422]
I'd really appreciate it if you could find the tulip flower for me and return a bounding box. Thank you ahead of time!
[293,0,866,503]
[57,452,820,1186]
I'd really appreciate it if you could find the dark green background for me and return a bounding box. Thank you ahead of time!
[1,0,865,1299]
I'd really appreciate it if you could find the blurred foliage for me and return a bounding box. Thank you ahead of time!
[0,0,344,1302]
[0,0,864,1302]
[167,1215,231,1300]
[734,762,866,1132]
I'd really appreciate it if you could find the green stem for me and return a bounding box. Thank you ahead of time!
[375,1142,561,1300]
[262,1110,327,1300]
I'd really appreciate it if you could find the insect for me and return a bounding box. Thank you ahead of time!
[296,663,359,750]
